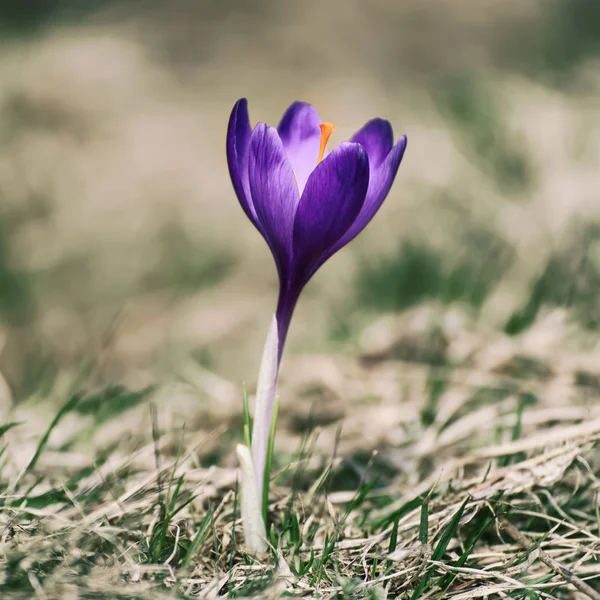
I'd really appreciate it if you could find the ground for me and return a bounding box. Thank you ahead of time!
[1,306,600,598]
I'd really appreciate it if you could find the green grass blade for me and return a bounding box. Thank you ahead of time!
[385,514,401,574]
[411,497,469,599]
[431,497,468,561]
[374,494,424,530]
[181,508,213,570]
[262,394,279,526]
[228,477,240,598]
[23,394,80,477]
[171,493,200,519]
[0,422,23,438]
[419,498,429,545]
[311,532,336,586]
[167,474,185,516]
[269,523,277,549]
[242,383,252,448]
[389,516,400,554]
[438,512,495,593]
[345,476,380,519]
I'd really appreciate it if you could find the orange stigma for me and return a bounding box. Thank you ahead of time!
[317,122,336,163]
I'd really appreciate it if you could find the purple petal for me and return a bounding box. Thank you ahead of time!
[226,99,260,228]
[292,142,369,286]
[277,101,322,194]
[333,135,407,253]
[248,123,300,274]
[350,118,394,170]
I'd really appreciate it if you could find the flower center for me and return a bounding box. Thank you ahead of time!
[317,122,336,164]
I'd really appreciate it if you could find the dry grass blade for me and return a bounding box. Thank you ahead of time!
[499,516,600,600]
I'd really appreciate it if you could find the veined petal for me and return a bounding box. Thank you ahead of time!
[277,101,322,194]
[350,118,394,170]
[292,142,369,286]
[227,99,259,227]
[334,135,407,251]
[249,123,300,274]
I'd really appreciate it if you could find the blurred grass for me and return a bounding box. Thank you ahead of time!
[75,384,154,424]
[355,230,513,315]
[0,0,120,34]
[354,217,600,337]
[146,223,235,294]
[433,75,534,194]
[0,0,599,389]
[0,218,35,326]
[506,222,600,334]
[501,0,600,86]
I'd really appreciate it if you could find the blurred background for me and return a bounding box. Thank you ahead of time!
[0,0,599,401]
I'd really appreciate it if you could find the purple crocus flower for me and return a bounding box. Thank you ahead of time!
[228,98,407,351]
[227,98,407,519]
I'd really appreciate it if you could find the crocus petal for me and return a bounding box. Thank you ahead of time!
[334,135,407,252]
[249,123,300,275]
[292,142,369,287]
[277,101,322,194]
[227,99,259,228]
[350,118,394,170]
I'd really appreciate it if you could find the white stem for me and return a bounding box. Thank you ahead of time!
[251,314,279,508]
[236,444,267,553]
